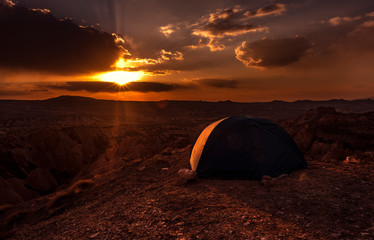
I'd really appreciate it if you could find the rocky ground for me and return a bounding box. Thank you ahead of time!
[0,98,374,239]
[2,145,374,239]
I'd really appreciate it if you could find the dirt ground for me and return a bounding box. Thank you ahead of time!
[3,145,374,240]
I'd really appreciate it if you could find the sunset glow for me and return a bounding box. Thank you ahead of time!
[1,0,374,101]
[95,71,144,85]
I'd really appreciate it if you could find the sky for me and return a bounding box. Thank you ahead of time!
[0,0,373,102]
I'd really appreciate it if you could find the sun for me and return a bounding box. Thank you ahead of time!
[95,71,144,85]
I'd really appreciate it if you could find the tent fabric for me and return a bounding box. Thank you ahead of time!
[190,116,307,179]
[190,117,227,170]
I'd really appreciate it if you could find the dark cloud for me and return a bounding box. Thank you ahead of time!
[126,81,184,92]
[195,79,238,88]
[0,90,30,96]
[0,2,126,75]
[235,37,311,67]
[47,81,184,93]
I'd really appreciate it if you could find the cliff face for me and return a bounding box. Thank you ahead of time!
[282,107,374,162]
[0,124,195,204]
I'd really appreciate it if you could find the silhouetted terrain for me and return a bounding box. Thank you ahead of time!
[0,96,374,239]
[1,95,374,124]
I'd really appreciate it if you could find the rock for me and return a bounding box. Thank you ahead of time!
[0,150,27,179]
[306,107,337,118]
[261,175,274,187]
[0,177,23,205]
[350,151,374,162]
[178,169,197,181]
[0,188,23,205]
[322,142,346,161]
[7,178,39,201]
[308,141,330,157]
[27,128,110,177]
[24,168,58,193]
[283,108,374,162]
[293,128,314,153]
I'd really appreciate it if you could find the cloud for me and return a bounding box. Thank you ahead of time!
[194,78,239,88]
[47,81,184,93]
[2,0,14,7]
[235,37,311,67]
[159,50,184,61]
[194,7,258,37]
[161,4,275,52]
[0,82,48,96]
[244,3,286,18]
[134,55,229,73]
[160,24,179,37]
[0,90,30,96]
[323,10,374,27]
[339,20,374,52]
[362,20,374,28]
[0,2,128,75]
[190,6,267,51]
[366,12,374,17]
[329,16,361,26]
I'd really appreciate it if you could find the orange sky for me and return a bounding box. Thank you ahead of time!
[0,0,373,101]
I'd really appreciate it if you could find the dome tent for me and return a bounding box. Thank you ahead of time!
[190,116,307,179]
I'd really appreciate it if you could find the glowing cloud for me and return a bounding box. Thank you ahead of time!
[160,24,179,37]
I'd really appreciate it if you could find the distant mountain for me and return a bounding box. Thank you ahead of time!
[355,97,374,100]
[1,95,373,123]
[43,95,374,104]
[45,95,99,102]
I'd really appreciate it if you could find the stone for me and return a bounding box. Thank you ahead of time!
[7,178,39,201]
[24,168,58,193]
[178,169,197,181]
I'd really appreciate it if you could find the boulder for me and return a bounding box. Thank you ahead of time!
[7,178,39,201]
[308,141,330,158]
[0,187,23,205]
[321,142,346,161]
[24,168,58,193]
[0,177,22,205]
[293,128,314,153]
[178,169,197,181]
